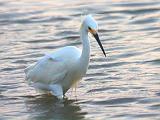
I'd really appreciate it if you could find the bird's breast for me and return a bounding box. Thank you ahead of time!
[61,60,83,92]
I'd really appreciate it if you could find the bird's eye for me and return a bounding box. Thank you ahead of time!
[88,27,92,30]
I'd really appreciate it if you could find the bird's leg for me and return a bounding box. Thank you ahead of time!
[74,85,77,97]
[74,88,78,101]
[49,84,63,100]
[74,83,78,101]
[72,82,78,100]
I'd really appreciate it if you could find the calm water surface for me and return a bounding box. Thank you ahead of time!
[0,0,160,120]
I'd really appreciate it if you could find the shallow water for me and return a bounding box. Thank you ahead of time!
[0,0,160,120]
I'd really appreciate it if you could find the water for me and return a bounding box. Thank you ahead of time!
[0,0,160,120]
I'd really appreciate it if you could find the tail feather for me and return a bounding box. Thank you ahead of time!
[24,64,35,82]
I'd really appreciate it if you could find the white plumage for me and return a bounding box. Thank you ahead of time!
[25,15,106,99]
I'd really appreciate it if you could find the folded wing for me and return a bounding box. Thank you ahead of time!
[25,56,67,85]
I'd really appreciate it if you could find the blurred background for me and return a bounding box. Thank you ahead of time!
[0,0,160,120]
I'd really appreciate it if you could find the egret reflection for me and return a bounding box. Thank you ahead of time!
[24,95,87,120]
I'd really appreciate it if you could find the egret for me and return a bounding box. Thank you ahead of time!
[25,15,106,99]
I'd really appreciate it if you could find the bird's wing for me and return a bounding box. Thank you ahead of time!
[25,55,68,85]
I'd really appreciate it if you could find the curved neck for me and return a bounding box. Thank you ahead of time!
[79,26,90,72]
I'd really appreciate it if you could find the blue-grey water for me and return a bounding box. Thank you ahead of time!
[0,0,160,120]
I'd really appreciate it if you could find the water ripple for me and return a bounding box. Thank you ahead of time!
[0,0,160,120]
[91,97,141,105]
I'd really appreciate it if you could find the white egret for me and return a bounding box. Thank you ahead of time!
[25,15,106,99]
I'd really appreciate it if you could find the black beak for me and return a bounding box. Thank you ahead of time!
[93,33,106,57]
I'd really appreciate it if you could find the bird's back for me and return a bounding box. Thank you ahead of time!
[49,46,81,61]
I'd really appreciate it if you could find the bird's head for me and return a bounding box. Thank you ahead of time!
[81,15,106,57]
[83,14,98,30]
